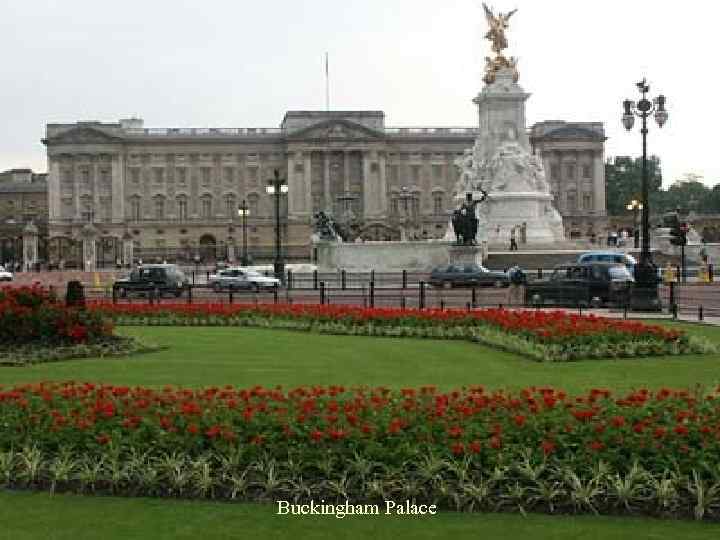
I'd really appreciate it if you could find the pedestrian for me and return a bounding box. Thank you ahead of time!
[509,227,518,251]
[506,263,526,306]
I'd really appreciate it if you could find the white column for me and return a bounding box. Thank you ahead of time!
[362,150,374,218]
[378,152,388,216]
[48,158,61,221]
[593,148,606,214]
[93,157,101,219]
[111,153,125,223]
[304,152,313,214]
[343,150,350,194]
[286,152,298,217]
[73,158,80,220]
[323,151,331,212]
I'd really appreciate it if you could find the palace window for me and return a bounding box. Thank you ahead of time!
[81,169,90,188]
[433,193,444,215]
[582,164,592,179]
[224,167,234,184]
[153,196,165,220]
[130,168,140,184]
[389,165,399,183]
[550,164,559,181]
[153,168,164,184]
[432,164,443,181]
[583,194,592,210]
[411,165,421,183]
[248,194,259,215]
[200,195,212,218]
[565,164,576,180]
[176,196,188,221]
[566,192,577,212]
[176,168,187,186]
[224,194,236,217]
[201,167,211,187]
[129,197,141,221]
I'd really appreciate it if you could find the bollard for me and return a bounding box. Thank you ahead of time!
[623,303,628,319]
[699,305,704,321]
[710,264,714,282]
[313,270,318,290]
[466,302,471,312]
[440,299,445,311]
[273,287,279,304]
[401,296,406,310]
[341,270,347,290]
[537,268,542,280]
[229,289,234,304]
[471,287,477,308]
[419,281,426,310]
[369,281,375,308]
[287,270,293,290]
[192,271,195,285]
[672,303,678,319]
[155,287,161,305]
[669,281,675,307]
[675,266,681,284]
[402,270,407,290]
[112,285,118,305]
[206,271,210,283]
[370,270,375,284]
[320,281,326,305]
[187,286,192,304]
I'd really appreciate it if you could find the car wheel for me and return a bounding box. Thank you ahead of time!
[174,289,183,298]
[494,279,504,288]
[443,281,452,289]
[531,294,543,307]
[119,288,127,298]
[212,282,221,293]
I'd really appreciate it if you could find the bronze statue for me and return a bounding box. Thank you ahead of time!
[451,191,488,246]
[481,4,519,85]
[482,3,516,55]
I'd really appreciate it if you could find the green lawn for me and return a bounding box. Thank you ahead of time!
[0,322,718,393]
[1,491,720,540]
[2,321,720,538]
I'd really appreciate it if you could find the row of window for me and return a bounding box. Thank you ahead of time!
[549,163,594,181]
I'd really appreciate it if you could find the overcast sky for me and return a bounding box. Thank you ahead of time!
[1,0,717,187]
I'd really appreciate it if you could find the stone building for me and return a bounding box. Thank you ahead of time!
[0,169,48,267]
[530,121,608,240]
[43,112,607,267]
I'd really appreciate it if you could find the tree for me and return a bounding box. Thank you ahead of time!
[604,156,662,216]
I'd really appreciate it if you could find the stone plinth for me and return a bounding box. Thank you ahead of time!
[448,244,483,266]
[315,240,457,272]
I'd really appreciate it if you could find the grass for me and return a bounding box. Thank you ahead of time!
[0,321,718,393]
[2,320,720,539]
[2,491,720,540]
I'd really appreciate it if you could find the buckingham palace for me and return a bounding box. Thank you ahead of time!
[42,110,607,267]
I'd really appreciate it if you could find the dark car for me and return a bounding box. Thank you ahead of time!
[429,263,509,288]
[114,264,189,298]
[525,262,634,307]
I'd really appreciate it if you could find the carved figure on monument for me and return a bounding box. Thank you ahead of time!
[451,192,488,246]
[481,4,519,84]
[313,211,340,241]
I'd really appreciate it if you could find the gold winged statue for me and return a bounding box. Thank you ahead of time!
[482,3,519,84]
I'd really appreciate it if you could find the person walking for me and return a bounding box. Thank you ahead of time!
[507,263,526,306]
[509,227,518,251]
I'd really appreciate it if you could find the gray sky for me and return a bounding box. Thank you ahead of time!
[1,0,716,188]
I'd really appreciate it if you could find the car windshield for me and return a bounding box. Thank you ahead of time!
[609,265,633,280]
[246,271,264,278]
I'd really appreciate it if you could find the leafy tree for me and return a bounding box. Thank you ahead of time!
[604,156,662,216]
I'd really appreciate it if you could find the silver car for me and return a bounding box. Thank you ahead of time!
[208,267,281,292]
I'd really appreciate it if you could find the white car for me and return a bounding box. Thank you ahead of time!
[208,267,281,292]
[0,265,12,282]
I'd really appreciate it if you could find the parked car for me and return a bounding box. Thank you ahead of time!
[0,265,12,281]
[114,264,189,297]
[207,267,281,292]
[578,251,637,272]
[429,263,509,288]
[525,262,634,307]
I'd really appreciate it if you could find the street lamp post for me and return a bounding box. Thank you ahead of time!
[622,78,668,310]
[237,199,250,266]
[266,169,288,282]
[626,199,643,249]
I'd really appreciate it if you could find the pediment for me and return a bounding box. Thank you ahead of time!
[45,126,122,145]
[287,119,384,141]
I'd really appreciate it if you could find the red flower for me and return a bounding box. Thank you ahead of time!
[451,442,464,455]
[541,439,556,455]
[610,415,626,428]
[588,440,605,452]
[96,433,110,445]
[469,440,482,454]
[513,414,526,427]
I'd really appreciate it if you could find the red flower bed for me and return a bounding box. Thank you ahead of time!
[0,381,717,475]
[0,286,113,346]
[88,302,683,346]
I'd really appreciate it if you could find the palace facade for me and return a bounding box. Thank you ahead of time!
[43,111,607,266]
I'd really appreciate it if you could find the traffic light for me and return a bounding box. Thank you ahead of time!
[669,216,688,246]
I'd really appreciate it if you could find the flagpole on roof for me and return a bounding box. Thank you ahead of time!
[325,52,330,112]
